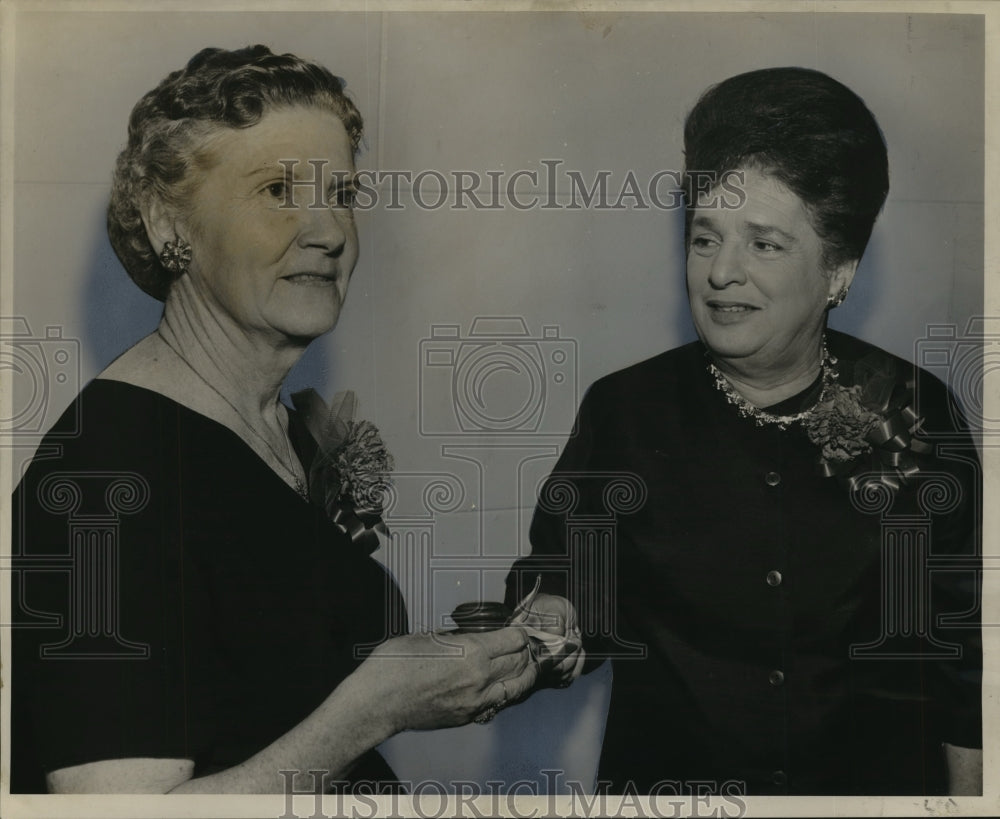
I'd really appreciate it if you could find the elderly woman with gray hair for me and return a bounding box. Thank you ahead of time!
[11,45,559,794]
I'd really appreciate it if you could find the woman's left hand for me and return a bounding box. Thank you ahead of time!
[510,593,586,687]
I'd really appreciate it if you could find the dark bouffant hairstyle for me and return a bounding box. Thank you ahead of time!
[107,45,364,301]
[682,67,889,269]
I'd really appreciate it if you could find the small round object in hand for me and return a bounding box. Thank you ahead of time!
[451,601,513,633]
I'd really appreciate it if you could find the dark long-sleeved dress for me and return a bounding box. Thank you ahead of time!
[506,330,981,795]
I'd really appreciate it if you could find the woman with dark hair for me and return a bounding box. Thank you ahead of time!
[507,67,982,795]
[11,45,544,794]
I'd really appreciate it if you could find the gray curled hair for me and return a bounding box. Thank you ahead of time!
[107,45,364,301]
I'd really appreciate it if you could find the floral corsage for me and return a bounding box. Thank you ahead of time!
[291,388,394,553]
[800,353,932,491]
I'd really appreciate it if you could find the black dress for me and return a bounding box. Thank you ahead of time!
[506,330,982,795]
[10,379,407,793]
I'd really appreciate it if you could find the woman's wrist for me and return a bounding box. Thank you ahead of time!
[322,659,403,744]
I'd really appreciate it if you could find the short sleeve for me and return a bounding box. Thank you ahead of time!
[10,385,214,791]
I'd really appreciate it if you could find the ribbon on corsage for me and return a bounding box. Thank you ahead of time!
[801,353,933,493]
[290,389,394,554]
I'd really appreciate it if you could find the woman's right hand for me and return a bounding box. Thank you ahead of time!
[509,593,585,687]
[362,627,538,733]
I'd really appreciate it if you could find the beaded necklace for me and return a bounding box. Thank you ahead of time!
[706,340,838,431]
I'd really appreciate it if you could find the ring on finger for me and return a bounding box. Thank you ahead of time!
[473,679,510,725]
[473,704,500,724]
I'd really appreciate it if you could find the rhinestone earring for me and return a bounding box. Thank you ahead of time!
[827,286,849,309]
[159,239,192,275]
